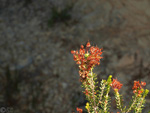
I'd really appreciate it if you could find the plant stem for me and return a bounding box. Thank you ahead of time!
[126,95,137,113]
[136,97,144,113]
[116,91,124,113]
[97,81,106,107]
[103,93,108,113]
[90,69,97,113]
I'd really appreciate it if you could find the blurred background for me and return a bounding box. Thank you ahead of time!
[0,0,150,113]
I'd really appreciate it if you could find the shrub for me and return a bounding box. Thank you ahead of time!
[71,41,149,113]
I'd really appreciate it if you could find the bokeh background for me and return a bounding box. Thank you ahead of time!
[0,0,150,113]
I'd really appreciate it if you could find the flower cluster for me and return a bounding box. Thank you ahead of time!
[71,41,103,81]
[76,107,83,113]
[83,89,89,96]
[132,81,146,96]
[110,79,123,92]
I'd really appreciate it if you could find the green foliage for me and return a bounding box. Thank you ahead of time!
[114,91,124,112]
[133,89,149,113]
[79,71,149,113]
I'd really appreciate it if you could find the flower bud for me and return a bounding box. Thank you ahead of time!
[84,53,89,58]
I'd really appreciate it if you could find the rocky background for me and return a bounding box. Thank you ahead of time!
[0,0,150,113]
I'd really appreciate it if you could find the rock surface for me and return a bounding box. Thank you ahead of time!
[0,0,150,112]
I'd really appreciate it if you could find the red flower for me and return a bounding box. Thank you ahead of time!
[71,41,103,81]
[141,81,146,87]
[86,41,91,47]
[132,81,141,90]
[110,79,123,91]
[83,89,89,96]
[138,90,143,95]
[76,107,83,113]
[132,81,146,95]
